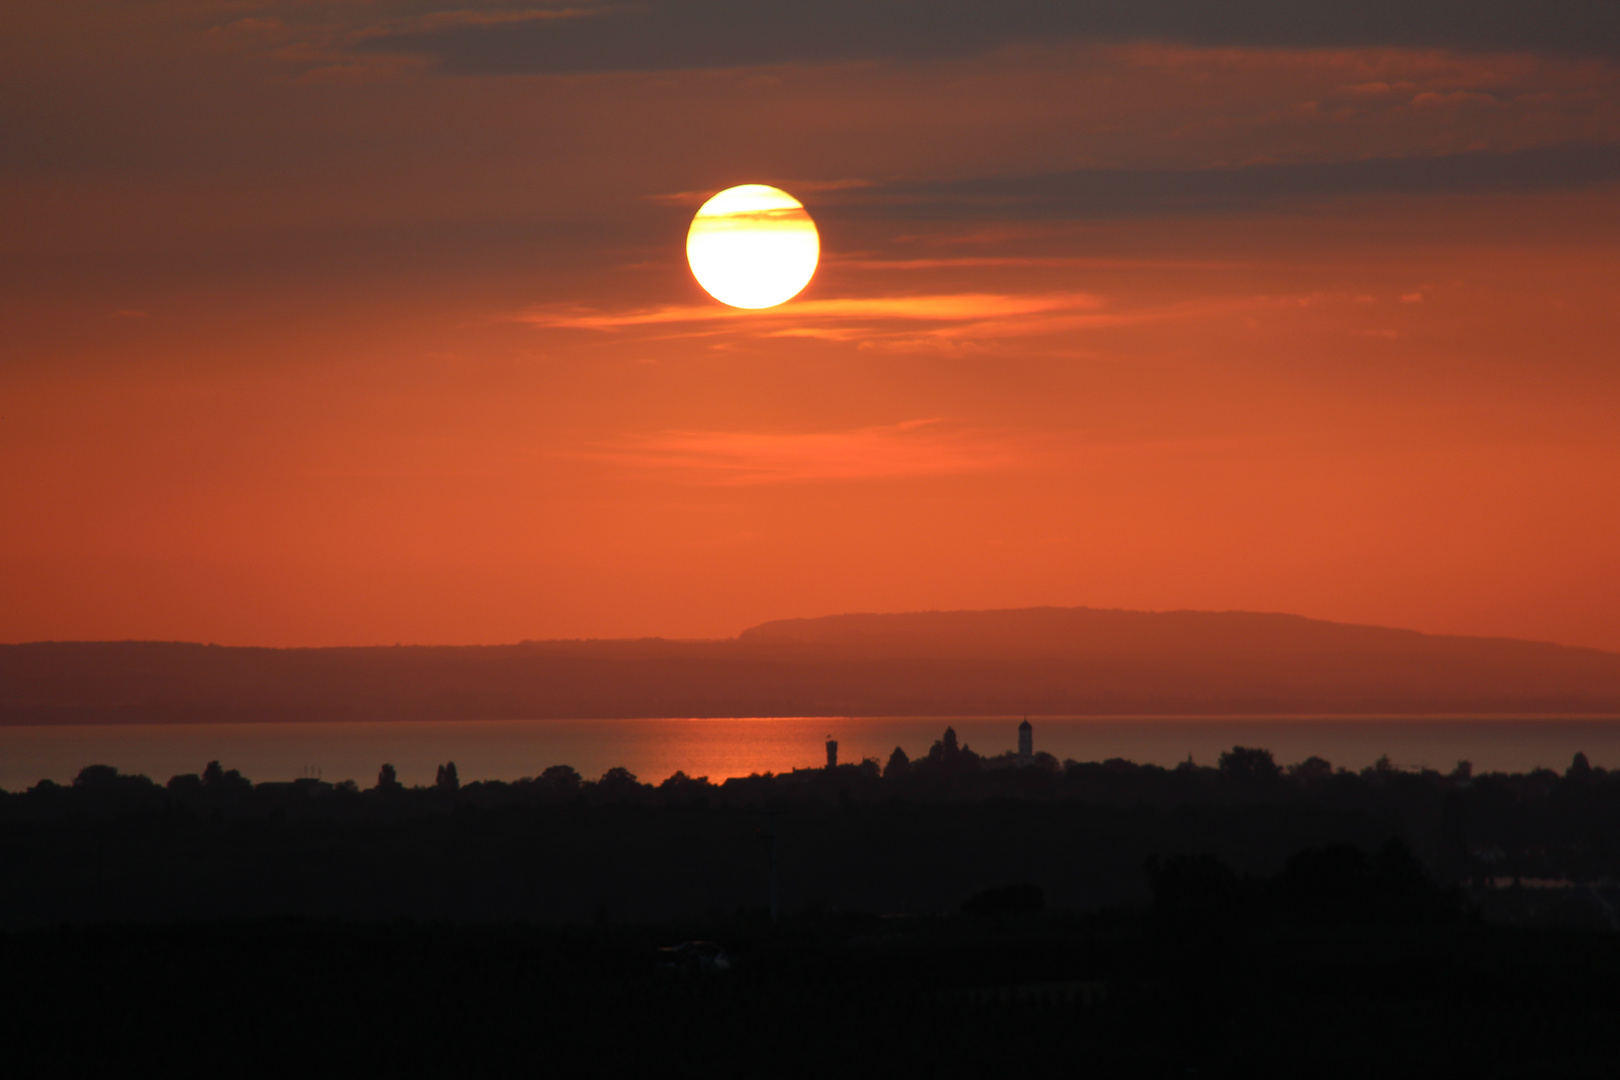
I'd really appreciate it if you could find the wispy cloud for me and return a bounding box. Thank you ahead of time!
[350,7,600,41]
[517,288,1262,349]
[647,179,874,206]
[520,291,1103,331]
[580,419,1029,485]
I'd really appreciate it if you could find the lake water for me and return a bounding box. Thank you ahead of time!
[2,716,1618,791]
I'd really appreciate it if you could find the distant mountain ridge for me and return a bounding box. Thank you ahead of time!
[4,607,1619,723]
[740,607,1594,659]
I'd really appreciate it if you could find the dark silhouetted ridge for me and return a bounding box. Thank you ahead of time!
[4,607,1619,723]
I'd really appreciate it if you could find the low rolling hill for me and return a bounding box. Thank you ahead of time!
[4,607,1619,723]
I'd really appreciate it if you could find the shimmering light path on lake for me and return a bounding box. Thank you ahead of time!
[2,717,1619,791]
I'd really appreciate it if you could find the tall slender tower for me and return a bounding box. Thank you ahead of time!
[826,736,838,770]
[1017,718,1033,765]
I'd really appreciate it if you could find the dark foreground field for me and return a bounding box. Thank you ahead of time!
[5,914,1618,1077]
[4,741,1618,1075]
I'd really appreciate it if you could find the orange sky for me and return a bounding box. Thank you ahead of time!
[3,3,1619,650]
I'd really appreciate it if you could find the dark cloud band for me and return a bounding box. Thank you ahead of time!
[362,1,1620,74]
[828,142,1620,221]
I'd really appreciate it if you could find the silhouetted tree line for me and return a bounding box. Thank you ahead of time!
[1,729,1615,929]
[6,730,1619,883]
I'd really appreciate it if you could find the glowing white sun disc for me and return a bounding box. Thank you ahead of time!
[687,184,819,309]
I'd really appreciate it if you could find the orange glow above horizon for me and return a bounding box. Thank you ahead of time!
[2,12,1619,653]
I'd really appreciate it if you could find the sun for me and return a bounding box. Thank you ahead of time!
[686,184,820,309]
